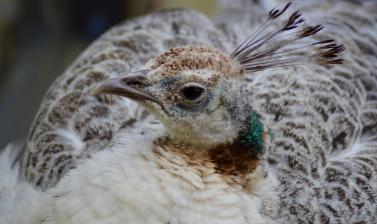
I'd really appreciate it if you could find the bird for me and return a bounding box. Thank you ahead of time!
[21,2,355,223]
[1,0,377,223]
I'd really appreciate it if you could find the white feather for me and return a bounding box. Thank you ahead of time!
[32,121,277,224]
[0,144,45,224]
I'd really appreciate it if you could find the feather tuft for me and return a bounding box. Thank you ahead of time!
[230,3,344,73]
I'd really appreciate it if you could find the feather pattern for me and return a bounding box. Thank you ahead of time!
[230,2,344,73]
[12,0,377,223]
[218,0,377,222]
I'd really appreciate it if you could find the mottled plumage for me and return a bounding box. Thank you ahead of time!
[9,0,377,223]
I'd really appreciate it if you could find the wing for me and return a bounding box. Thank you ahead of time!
[218,1,377,223]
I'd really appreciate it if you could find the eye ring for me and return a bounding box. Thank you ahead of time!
[179,83,207,102]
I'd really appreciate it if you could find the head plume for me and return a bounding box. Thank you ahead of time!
[230,2,344,74]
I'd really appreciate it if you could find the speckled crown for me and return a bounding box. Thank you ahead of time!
[151,46,233,78]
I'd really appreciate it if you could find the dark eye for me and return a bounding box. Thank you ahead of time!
[180,85,205,101]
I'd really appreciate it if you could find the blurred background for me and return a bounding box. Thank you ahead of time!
[0,0,223,148]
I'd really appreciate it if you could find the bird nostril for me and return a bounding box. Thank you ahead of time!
[121,78,144,88]
[127,81,143,87]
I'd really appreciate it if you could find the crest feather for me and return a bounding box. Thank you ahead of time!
[231,2,344,73]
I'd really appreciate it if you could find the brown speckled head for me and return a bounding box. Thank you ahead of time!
[150,46,233,79]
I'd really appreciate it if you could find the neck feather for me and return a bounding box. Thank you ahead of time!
[154,112,270,178]
[207,111,270,176]
[237,112,269,155]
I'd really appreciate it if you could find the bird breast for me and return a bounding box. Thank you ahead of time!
[36,121,277,224]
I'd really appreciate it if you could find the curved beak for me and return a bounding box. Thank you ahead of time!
[92,70,159,104]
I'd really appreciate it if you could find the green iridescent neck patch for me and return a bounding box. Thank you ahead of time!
[239,112,266,153]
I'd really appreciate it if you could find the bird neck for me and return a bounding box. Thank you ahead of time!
[155,112,270,177]
[237,111,269,155]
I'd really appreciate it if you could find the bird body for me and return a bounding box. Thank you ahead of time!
[1,1,377,224]
[35,120,277,224]
[31,6,344,219]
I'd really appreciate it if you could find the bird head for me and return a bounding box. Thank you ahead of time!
[93,46,252,149]
[93,2,344,150]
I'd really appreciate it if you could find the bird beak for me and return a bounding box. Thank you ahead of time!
[92,70,160,104]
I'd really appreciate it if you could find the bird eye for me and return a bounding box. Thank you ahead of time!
[180,84,205,101]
